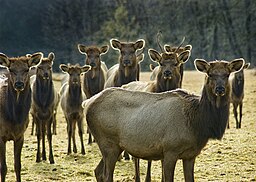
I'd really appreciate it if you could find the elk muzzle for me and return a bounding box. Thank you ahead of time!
[215,86,225,96]
[14,81,25,91]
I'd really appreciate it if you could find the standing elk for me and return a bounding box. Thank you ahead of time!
[77,44,109,144]
[59,63,91,155]
[30,52,59,164]
[0,52,42,182]
[83,58,244,182]
[104,38,145,88]
[122,48,191,181]
[228,62,250,129]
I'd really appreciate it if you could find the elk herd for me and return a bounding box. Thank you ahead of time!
[0,35,250,182]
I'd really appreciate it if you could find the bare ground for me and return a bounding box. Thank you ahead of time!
[3,70,256,182]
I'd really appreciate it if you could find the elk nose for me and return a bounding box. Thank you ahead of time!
[15,81,24,90]
[215,86,225,96]
[43,73,49,79]
[123,60,131,65]
[164,70,172,77]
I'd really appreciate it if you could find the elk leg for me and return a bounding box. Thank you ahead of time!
[77,119,85,155]
[95,158,104,182]
[67,120,72,155]
[52,112,57,135]
[14,137,24,182]
[103,146,122,182]
[36,120,41,163]
[0,139,7,182]
[145,160,152,182]
[42,122,46,161]
[134,158,140,182]
[72,121,77,153]
[162,156,177,182]
[233,103,239,129]
[88,128,93,145]
[183,158,195,182]
[31,116,35,135]
[47,118,54,164]
[239,103,243,128]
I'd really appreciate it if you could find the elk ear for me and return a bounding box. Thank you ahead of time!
[0,53,10,68]
[78,44,87,54]
[81,65,91,73]
[179,50,190,64]
[136,53,144,64]
[110,39,121,50]
[243,63,250,69]
[59,64,69,73]
[184,45,192,51]
[149,64,156,71]
[48,52,55,61]
[164,44,172,52]
[134,39,145,50]
[148,49,161,63]
[194,59,210,74]
[100,45,109,55]
[28,52,43,68]
[228,58,245,73]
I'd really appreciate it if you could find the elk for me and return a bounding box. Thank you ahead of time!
[228,63,250,129]
[122,48,191,181]
[59,63,91,155]
[30,52,59,164]
[150,44,192,84]
[0,52,42,182]
[104,38,145,88]
[77,44,109,144]
[83,58,244,182]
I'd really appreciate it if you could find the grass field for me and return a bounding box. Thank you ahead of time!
[4,69,256,182]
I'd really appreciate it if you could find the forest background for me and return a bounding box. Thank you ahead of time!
[0,0,255,71]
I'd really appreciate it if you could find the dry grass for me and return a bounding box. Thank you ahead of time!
[4,70,256,182]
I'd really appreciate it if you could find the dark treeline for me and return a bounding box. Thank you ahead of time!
[0,0,255,71]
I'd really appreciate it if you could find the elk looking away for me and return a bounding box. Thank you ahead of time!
[59,63,91,155]
[0,52,42,182]
[228,62,250,128]
[83,58,244,181]
[30,52,59,164]
[104,38,145,88]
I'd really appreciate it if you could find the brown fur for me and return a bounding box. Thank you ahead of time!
[150,45,192,83]
[30,52,59,164]
[83,58,244,181]
[228,63,250,128]
[0,52,42,182]
[104,39,145,88]
[78,44,108,144]
[59,64,91,155]
[122,48,191,181]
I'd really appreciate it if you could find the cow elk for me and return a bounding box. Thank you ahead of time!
[122,48,191,181]
[104,38,145,88]
[30,52,59,164]
[0,52,42,182]
[228,62,250,129]
[59,63,91,155]
[83,58,244,181]
[77,44,109,144]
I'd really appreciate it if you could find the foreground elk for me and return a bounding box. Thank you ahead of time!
[30,52,59,164]
[0,52,42,182]
[228,62,250,129]
[59,63,91,155]
[104,38,145,88]
[122,48,191,181]
[83,58,244,181]
[77,44,109,144]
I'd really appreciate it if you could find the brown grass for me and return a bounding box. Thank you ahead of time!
[4,70,256,182]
